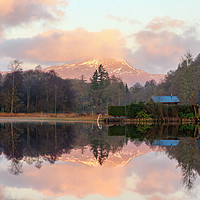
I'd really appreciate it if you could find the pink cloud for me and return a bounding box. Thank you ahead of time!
[147,16,184,31]
[24,164,125,198]
[107,14,141,25]
[127,29,200,73]
[0,29,125,64]
[0,185,3,200]
[0,0,67,28]
[135,170,179,195]
[134,31,184,58]
[123,16,200,74]
[147,194,164,200]
[107,14,128,22]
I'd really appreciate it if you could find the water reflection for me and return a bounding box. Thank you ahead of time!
[0,122,128,171]
[109,124,200,191]
[0,122,200,199]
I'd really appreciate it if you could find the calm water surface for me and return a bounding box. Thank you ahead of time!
[0,121,200,200]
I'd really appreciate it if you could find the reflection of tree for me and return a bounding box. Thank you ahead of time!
[179,137,197,190]
[91,140,110,165]
[166,126,199,190]
[3,122,198,178]
[0,122,128,173]
[110,124,200,190]
[0,122,77,174]
[90,126,111,165]
[89,126,125,165]
[8,158,23,175]
[180,126,198,190]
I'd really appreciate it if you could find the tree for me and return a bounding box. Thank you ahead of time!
[23,70,33,113]
[89,70,100,111]
[0,73,3,111]
[35,65,42,70]
[130,82,143,102]
[7,60,23,113]
[8,59,23,72]
[106,75,126,105]
[98,64,110,89]
[49,70,59,113]
[72,75,90,113]
[3,72,24,113]
[89,65,113,112]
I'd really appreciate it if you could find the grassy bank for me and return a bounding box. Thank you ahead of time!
[0,113,101,122]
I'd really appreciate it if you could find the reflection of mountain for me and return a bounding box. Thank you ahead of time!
[58,142,164,167]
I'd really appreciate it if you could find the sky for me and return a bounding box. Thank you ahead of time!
[0,0,200,74]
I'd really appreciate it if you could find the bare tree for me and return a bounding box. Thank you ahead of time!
[8,59,23,113]
[35,65,42,70]
[8,59,23,72]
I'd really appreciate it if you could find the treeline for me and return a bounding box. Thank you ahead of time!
[0,61,130,113]
[0,63,74,113]
[1,52,200,113]
[130,52,200,104]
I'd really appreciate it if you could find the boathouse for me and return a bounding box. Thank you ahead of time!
[151,95,180,105]
[196,89,200,104]
[196,89,200,114]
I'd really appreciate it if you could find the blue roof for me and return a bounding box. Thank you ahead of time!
[152,140,180,146]
[196,89,200,104]
[151,96,180,103]
[196,139,200,154]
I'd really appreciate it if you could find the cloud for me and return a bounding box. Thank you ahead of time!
[0,0,67,31]
[0,29,125,65]
[0,185,4,200]
[127,152,182,199]
[135,170,178,195]
[147,16,184,31]
[0,14,199,75]
[126,29,200,74]
[20,163,125,198]
[107,14,127,23]
[147,194,164,200]
[107,14,141,25]
[106,16,199,74]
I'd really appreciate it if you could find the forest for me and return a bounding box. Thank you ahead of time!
[0,52,200,114]
[0,61,130,113]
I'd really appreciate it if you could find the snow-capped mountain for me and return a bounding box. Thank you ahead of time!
[42,58,165,86]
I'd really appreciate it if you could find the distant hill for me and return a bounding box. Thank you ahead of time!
[42,58,165,86]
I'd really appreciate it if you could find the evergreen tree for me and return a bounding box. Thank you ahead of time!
[89,65,111,112]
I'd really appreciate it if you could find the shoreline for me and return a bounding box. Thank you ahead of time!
[0,113,198,124]
[0,118,96,123]
[0,113,98,123]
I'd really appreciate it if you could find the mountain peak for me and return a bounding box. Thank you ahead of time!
[42,58,165,86]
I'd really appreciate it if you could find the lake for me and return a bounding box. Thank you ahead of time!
[0,121,200,200]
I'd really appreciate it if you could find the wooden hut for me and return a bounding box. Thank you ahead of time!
[150,96,180,105]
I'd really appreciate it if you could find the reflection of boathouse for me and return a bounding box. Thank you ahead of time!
[152,139,180,146]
